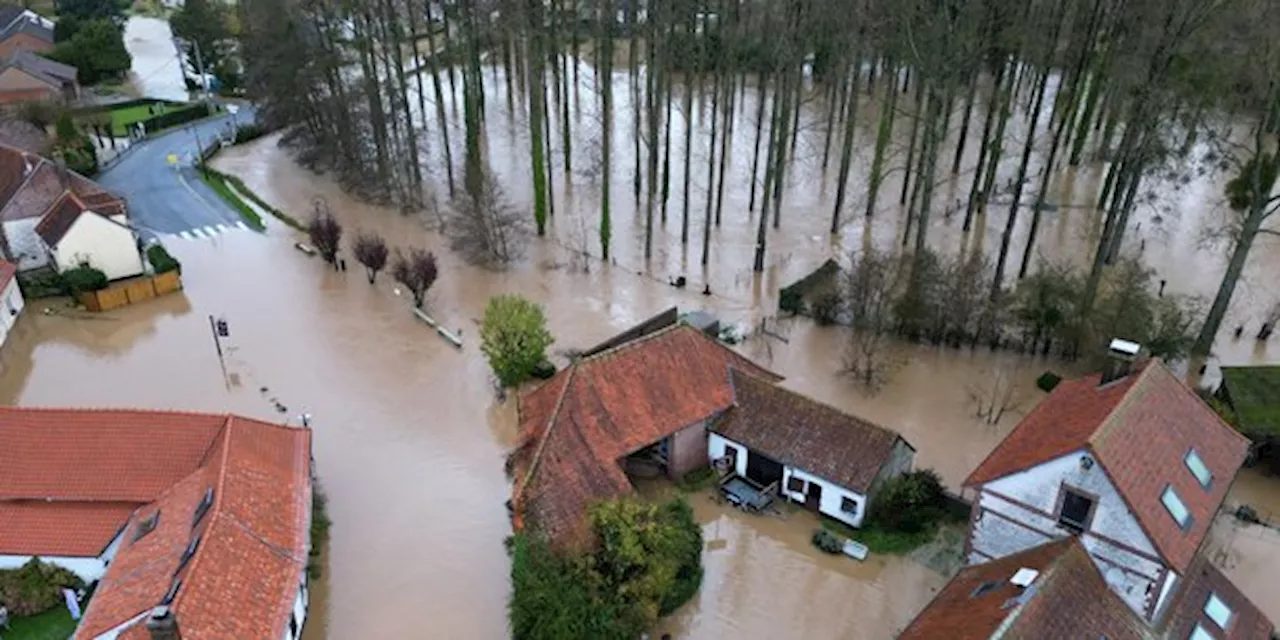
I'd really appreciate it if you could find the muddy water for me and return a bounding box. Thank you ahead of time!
[124,17,189,102]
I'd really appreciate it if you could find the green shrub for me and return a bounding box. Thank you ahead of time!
[811,292,843,326]
[870,469,947,534]
[811,529,842,554]
[531,359,557,380]
[17,269,69,298]
[61,264,107,293]
[146,244,181,274]
[308,484,331,579]
[0,558,85,616]
[233,124,265,144]
[138,102,211,133]
[480,294,554,387]
[1036,371,1063,392]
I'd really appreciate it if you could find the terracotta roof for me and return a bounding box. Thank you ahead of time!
[0,258,15,291]
[0,143,124,224]
[712,369,909,493]
[510,322,781,547]
[76,416,312,640]
[964,361,1251,572]
[34,191,88,245]
[0,502,136,556]
[899,538,1146,640]
[1157,554,1274,639]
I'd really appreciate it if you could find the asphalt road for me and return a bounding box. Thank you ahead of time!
[96,104,260,243]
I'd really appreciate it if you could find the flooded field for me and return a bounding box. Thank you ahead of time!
[6,32,1280,636]
[124,17,189,102]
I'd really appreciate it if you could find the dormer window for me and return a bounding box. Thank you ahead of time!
[177,534,202,572]
[133,511,160,543]
[1190,625,1214,640]
[162,578,182,605]
[192,488,214,526]
[1161,486,1192,530]
[1184,450,1212,489]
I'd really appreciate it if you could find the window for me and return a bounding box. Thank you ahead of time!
[1204,593,1232,629]
[840,496,858,513]
[787,476,804,493]
[970,581,1001,598]
[162,579,182,605]
[1161,486,1192,530]
[192,488,214,526]
[132,511,160,543]
[177,534,201,572]
[290,614,299,637]
[1189,624,1214,640]
[1185,450,1212,489]
[1057,488,1094,531]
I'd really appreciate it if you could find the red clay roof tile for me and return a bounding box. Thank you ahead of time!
[0,502,136,556]
[964,361,1250,572]
[1158,550,1274,639]
[712,369,909,493]
[900,538,1146,640]
[510,323,780,546]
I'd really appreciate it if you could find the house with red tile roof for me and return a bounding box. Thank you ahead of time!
[0,407,313,640]
[509,316,915,547]
[0,258,22,349]
[953,342,1272,637]
[0,143,142,280]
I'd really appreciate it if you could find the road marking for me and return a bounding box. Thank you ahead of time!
[180,230,195,241]
[191,228,208,239]
[201,225,217,238]
[235,221,247,231]
[216,223,229,234]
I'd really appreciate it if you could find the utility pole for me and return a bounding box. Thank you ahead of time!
[193,40,209,97]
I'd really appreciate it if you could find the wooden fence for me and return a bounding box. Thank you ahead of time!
[77,271,182,312]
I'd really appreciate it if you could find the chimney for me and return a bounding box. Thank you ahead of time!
[145,606,180,640]
[1100,338,1141,386]
[54,157,69,188]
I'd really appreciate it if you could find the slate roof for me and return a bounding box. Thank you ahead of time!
[4,50,74,86]
[0,8,52,44]
[899,538,1147,640]
[510,322,781,547]
[964,361,1251,572]
[0,144,124,224]
[0,407,311,640]
[712,369,909,493]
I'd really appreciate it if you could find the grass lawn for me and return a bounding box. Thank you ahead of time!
[198,168,266,230]
[5,607,77,640]
[820,517,939,555]
[105,102,174,137]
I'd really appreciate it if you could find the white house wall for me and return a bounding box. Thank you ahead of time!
[708,433,748,477]
[0,553,110,583]
[49,214,142,281]
[0,276,23,348]
[2,219,50,271]
[781,466,868,528]
[280,580,309,640]
[970,450,1166,618]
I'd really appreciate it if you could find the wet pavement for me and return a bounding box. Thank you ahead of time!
[124,17,189,103]
[3,53,1279,637]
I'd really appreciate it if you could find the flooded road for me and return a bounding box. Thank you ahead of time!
[124,17,189,102]
[4,53,1280,637]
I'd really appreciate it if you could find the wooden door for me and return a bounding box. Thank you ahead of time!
[805,482,823,513]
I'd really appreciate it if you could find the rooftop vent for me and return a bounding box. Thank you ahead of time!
[1100,338,1141,386]
[1010,568,1039,587]
[145,605,180,640]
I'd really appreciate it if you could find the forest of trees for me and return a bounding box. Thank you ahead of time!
[237,0,1280,356]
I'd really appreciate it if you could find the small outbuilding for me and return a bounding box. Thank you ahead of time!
[709,370,915,528]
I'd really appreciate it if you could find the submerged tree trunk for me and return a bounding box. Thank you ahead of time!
[747,73,770,212]
[864,64,898,218]
[526,0,550,235]
[831,50,862,234]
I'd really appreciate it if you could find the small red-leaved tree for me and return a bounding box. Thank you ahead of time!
[352,232,389,283]
[392,248,438,308]
[307,199,343,265]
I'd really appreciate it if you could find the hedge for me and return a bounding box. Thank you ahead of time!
[137,102,215,134]
[0,558,85,616]
[146,244,182,274]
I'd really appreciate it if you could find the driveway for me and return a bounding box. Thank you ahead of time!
[96,104,260,243]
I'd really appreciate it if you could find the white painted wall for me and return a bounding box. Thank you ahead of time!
[709,433,869,527]
[280,579,309,640]
[2,218,51,270]
[0,275,23,348]
[0,553,109,583]
[970,450,1166,618]
[49,214,142,281]
[781,466,868,527]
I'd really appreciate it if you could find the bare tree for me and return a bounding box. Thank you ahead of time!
[968,363,1025,426]
[843,249,900,390]
[352,232,389,283]
[307,199,343,266]
[446,172,529,268]
[391,248,439,308]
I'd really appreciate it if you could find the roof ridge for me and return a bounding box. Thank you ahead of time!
[171,417,235,611]
[510,363,579,530]
[728,366,899,439]
[574,322,684,365]
[0,406,243,420]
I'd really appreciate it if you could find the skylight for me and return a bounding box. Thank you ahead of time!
[1190,624,1214,640]
[1184,450,1212,489]
[132,511,160,543]
[1205,593,1232,629]
[192,487,214,527]
[1161,486,1192,530]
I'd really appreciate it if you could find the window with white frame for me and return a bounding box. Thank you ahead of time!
[1189,624,1214,640]
[1161,486,1192,530]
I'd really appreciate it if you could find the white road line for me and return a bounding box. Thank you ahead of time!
[179,230,195,241]
[235,221,248,231]
[190,228,207,239]
[201,225,218,238]
[216,223,229,234]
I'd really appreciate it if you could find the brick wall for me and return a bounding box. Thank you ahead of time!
[0,33,54,58]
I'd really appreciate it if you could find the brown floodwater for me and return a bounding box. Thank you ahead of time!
[4,55,1279,638]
